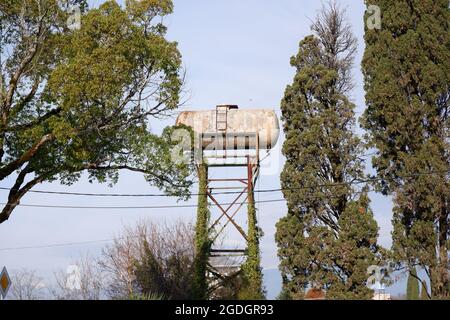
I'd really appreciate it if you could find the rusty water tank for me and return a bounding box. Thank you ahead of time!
[176,105,280,150]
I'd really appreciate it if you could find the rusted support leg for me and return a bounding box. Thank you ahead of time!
[239,157,264,299]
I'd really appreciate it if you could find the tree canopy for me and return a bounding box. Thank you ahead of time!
[0,0,193,223]
[276,3,383,299]
[361,0,449,298]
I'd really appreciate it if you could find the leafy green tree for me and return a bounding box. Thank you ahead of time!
[276,3,382,299]
[0,0,192,223]
[361,0,449,298]
[406,267,420,300]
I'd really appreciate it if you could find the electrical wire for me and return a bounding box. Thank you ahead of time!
[0,170,446,198]
[0,198,287,210]
[0,189,375,251]
[0,238,116,251]
[0,184,377,210]
[0,170,447,251]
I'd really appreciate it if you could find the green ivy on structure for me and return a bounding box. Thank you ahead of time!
[192,163,211,299]
[239,182,265,300]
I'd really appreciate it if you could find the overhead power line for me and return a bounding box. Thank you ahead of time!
[0,198,287,210]
[0,187,378,210]
[0,234,158,252]
[0,170,446,198]
[0,233,196,252]
[0,190,378,252]
[0,238,115,251]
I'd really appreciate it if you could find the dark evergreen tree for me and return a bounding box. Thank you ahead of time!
[361,0,449,298]
[276,3,382,299]
[326,195,380,299]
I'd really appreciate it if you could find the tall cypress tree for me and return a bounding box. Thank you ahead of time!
[275,3,381,299]
[361,0,449,298]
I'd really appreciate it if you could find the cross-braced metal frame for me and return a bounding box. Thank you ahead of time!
[195,135,261,297]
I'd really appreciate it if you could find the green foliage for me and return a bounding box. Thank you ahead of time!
[133,239,195,300]
[128,293,164,300]
[277,195,381,300]
[238,188,265,300]
[0,0,192,223]
[326,197,381,300]
[361,0,449,298]
[210,274,239,300]
[276,4,382,300]
[276,288,292,300]
[406,267,420,300]
[192,163,211,300]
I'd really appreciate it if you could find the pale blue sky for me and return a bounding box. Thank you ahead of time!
[0,0,402,298]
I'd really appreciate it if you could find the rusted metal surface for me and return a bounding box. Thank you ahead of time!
[176,105,279,150]
[203,155,259,270]
[207,189,248,241]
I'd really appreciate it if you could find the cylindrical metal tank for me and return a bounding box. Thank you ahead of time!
[176,105,280,150]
